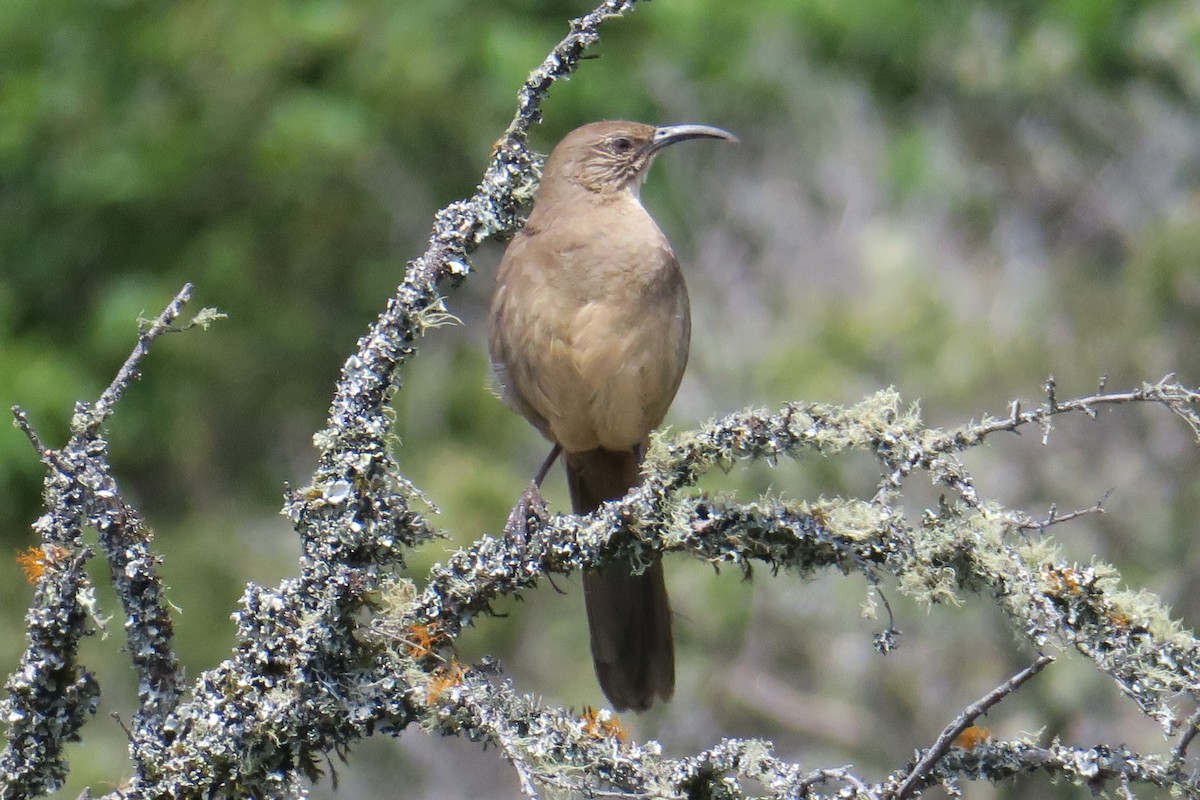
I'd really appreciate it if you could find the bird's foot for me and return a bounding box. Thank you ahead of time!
[504,481,549,547]
[503,485,568,594]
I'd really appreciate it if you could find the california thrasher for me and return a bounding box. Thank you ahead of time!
[488,120,736,711]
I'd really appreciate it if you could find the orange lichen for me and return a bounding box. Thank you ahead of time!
[580,706,628,744]
[952,725,992,750]
[1042,565,1082,595]
[406,623,446,660]
[1106,608,1133,628]
[16,545,69,583]
[424,660,466,704]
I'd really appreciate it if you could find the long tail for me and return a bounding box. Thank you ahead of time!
[566,446,674,712]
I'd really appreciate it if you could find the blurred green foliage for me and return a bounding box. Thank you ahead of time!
[3,1,1200,798]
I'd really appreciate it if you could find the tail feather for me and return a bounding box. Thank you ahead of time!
[566,447,674,712]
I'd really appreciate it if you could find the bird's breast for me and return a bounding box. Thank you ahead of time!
[490,197,692,452]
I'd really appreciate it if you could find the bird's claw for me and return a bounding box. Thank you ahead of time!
[504,483,571,594]
[504,481,548,546]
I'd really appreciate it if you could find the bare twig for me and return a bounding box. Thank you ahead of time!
[85,283,193,431]
[932,378,1200,453]
[1012,491,1110,532]
[10,406,47,459]
[871,584,900,654]
[893,654,1054,800]
[1171,707,1200,767]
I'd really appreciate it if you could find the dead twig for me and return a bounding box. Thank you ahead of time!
[893,654,1054,800]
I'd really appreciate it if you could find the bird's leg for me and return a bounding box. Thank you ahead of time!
[532,442,563,488]
[529,445,573,594]
[505,444,572,594]
[503,443,561,543]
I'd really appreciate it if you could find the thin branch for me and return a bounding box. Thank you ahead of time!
[933,377,1200,453]
[1171,706,1200,767]
[1012,491,1110,532]
[893,654,1054,800]
[10,406,47,459]
[797,767,881,800]
[85,283,193,432]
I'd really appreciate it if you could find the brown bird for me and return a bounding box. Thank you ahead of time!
[488,120,736,711]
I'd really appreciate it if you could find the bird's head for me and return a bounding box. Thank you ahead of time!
[542,120,737,196]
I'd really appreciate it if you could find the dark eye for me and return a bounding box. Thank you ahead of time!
[610,136,634,154]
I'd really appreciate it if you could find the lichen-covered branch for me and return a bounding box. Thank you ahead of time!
[2,285,194,799]
[378,389,1200,798]
[398,664,1200,800]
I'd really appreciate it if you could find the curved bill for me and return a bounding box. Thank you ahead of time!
[643,123,738,155]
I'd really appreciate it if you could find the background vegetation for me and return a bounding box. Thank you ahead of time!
[2,0,1199,797]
